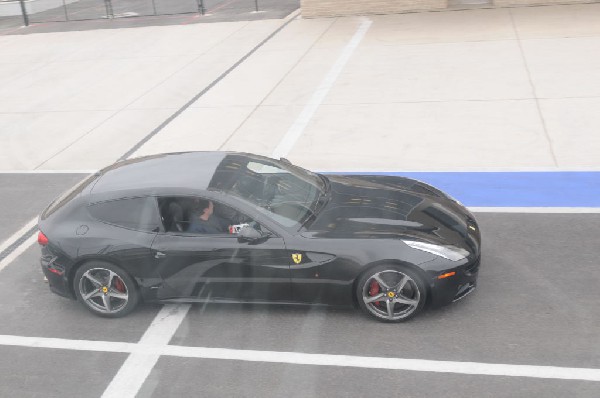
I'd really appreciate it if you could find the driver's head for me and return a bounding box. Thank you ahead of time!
[196,199,214,217]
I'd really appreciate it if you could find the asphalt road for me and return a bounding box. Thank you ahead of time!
[0,174,85,243]
[0,174,598,397]
[141,358,600,398]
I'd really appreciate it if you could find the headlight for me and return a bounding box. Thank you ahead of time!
[404,240,469,261]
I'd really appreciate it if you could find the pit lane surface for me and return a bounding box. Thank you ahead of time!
[0,173,85,243]
[0,176,598,397]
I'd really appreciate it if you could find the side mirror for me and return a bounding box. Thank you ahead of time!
[238,225,263,242]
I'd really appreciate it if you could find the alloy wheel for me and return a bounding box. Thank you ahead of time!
[78,268,129,314]
[361,270,421,321]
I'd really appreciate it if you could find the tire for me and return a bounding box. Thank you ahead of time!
[73,261,140,318]
[356,264,427,323]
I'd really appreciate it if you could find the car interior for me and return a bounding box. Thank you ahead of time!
[157,196,255,234]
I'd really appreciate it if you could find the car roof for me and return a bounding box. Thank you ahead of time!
[91,151,234,196]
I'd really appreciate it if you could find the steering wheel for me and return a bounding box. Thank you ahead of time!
[268,201,315,220]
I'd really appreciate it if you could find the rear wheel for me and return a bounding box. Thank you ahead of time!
[356,264,426,322]
[73,261,139,318]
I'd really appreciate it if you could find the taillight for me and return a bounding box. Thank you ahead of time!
[38,231,49,246]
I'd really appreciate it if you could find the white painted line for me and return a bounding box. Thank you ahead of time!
[101,304,191,398]
[0,170,97,174]
[1,333,599,382]
[271,18,372,159]
[0,217,37,255]
[0,334,136,353]
[469,207,600,213]
[0,235,37,273]
[163,346,600,382]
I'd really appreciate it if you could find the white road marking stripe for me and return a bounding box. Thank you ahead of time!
[164,346,600,382]
[1,333,599,382]
[0,334,136,353]
[0,234,37,273]
[271,18,372,159]
[101,304,191,398]
[0,217,37,255]
[469,207,600,213]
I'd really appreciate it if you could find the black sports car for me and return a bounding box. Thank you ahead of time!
[38,152,481,322]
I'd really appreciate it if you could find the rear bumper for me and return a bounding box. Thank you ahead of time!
[41,258,74,300]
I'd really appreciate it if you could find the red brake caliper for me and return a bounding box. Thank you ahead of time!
[114,277,126,293]
[369,280,381,306]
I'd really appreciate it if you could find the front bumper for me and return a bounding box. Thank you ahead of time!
[427,255,480,308]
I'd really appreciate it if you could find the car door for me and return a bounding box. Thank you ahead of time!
[283,237,352,306]
[86,196,162,279]
[152,198,292,302]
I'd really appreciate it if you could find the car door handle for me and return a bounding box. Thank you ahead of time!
[154,251,167,259]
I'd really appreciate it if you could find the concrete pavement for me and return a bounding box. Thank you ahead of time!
[1,4,599,172]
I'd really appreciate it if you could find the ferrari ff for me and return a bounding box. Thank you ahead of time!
[38,152,481,322]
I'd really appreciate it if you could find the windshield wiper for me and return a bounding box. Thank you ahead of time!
[316,173,331,209]
[301,174,331,228]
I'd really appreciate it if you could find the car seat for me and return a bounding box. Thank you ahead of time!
[165,201,185,232]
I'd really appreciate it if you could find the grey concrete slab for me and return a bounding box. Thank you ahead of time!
[136,5,600,172]
[1,56,199,113]
[326,40,532,103]
[364,8,517,45]
[3,5,600,172]
[540,97,600,169]
[0,346,126,398]
[169,214,600,369]
[0,173,87,243]
[0,112,116,169]
[140,356,600,398]
[0,18,291,170]
[510,3,600,40]
[522,36,600,98]
[288,100,556,172]
[132,106,257,156]
[38,109,176,170]
[0,244,161,342]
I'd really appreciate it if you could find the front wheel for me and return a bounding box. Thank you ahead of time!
[356,264,427,323]
[73,261,140,318]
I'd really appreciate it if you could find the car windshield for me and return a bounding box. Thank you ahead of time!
[208,154,327,228]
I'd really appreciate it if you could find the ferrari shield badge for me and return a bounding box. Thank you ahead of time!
[292,253,302,264]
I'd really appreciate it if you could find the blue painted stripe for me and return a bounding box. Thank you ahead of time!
[326,172,600,207]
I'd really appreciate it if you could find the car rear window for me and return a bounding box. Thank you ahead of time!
[88,197,161,232]
[42,174,99,220]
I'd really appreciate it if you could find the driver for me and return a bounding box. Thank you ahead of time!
[188,199,229,234]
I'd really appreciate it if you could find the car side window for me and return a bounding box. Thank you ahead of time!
[157,196,267,236]
[88,197,161,232]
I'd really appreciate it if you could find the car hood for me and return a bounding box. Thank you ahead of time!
[305,174,478,251]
